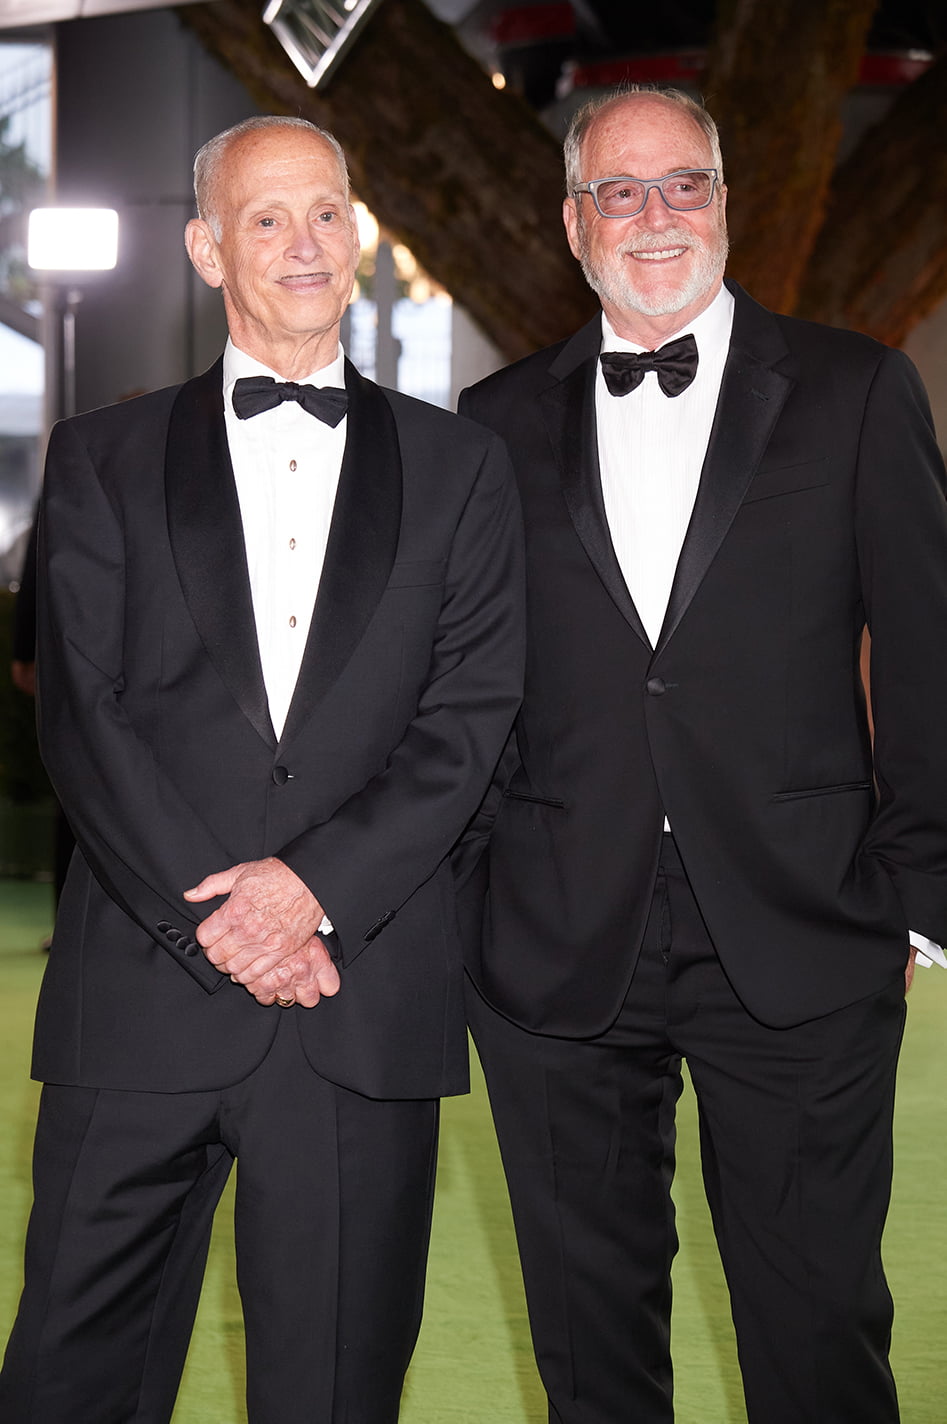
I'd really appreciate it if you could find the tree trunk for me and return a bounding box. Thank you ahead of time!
[704,0,877,315]
[795,52,947,344]
[176,0,595,361]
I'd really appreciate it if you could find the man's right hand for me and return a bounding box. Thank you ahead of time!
[11,660,36,696]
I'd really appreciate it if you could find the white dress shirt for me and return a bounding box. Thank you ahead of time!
[597,285,734,649]
[593,291,945,969]
[223,338,347,741]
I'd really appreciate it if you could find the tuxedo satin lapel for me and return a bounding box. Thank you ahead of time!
[279,363,402,746]
[165,360,275,746]
[656,291,796,655]
[543,325,651,649]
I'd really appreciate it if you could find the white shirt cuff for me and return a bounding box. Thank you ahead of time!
[909,932,947,969]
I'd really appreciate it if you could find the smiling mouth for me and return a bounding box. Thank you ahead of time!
[629,247,687,262]
[278,272,332,287]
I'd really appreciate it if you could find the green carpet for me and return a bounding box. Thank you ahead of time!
[1,879,944,1421]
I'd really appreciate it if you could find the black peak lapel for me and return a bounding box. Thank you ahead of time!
[279,362,402,747]
[656,286,796,655]
[165,360,275,747]
[542,321,651,649]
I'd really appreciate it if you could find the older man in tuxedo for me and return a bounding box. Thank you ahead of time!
[459,87,947,1423]
[0,116,523,1424]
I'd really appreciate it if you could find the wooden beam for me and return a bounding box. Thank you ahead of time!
[704,0,877,315]
[795,52,947,344]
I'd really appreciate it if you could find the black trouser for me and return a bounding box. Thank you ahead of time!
[0,1013,439,1424]
[469,835,904,1424]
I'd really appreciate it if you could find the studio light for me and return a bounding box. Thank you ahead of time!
[27,208,119,273]
[27,208,120,420]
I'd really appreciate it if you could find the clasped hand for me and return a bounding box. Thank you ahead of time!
[184,857,341,1008]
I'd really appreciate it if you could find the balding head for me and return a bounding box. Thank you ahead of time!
[194,116,351,241]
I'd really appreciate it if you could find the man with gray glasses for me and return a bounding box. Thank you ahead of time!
[459,85,947,1423]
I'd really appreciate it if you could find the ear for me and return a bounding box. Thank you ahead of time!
[185,218,223,290]
[563,197,583,263]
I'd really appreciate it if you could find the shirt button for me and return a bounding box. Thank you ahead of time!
[289,459,297,472]
[289,538,296,550]
[289,615,296,628]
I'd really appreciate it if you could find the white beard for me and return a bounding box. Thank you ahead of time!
[578,213,729,319]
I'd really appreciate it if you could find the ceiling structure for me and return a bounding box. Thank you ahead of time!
[0,0,200,25]
[1,0,943,48]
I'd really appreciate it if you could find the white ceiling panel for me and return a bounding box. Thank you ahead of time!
[0,0,203,31]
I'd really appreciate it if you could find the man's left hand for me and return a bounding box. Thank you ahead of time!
[185,857,334,989]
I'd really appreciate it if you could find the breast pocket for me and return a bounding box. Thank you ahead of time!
[742,457,830,504]
[771,780,872,803]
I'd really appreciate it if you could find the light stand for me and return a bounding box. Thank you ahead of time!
[27,207,119,425]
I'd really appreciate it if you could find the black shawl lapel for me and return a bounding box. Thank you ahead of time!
[542,319,651,649]
[655,284,796,656]
[165,359,275,747]
[279,361,402,747]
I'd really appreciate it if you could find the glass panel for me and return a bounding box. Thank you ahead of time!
[344,200,452,409]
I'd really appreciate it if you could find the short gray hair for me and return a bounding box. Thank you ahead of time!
[193,115,351,239]
[563,86,724,193]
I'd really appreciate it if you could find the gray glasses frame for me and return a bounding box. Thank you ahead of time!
[572,168,719,219]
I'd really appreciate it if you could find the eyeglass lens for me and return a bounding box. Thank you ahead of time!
[593,171,714,217]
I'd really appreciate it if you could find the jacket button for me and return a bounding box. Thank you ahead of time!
[157,921,171,933]
[646,677,667,697]
[364,909,396,942]
[182,940,199,957]
[272,765,290,786]
[165,928,181,942]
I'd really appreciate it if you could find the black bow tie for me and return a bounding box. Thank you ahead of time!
[231,376,349,426]
[599,333,699,398]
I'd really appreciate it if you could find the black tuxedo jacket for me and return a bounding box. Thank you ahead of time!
[32,358,523,1098]
[459,282,947,1036]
